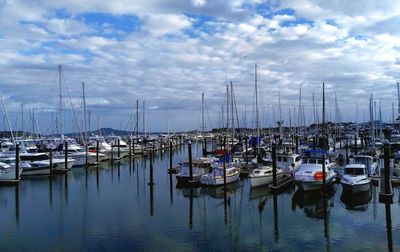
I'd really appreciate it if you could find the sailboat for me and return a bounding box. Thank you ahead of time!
[293,83,336,191]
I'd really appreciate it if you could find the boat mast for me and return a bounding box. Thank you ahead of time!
[0,94,15,143]
[201,92,205,137]
[230,81,235,143]
[298,88,302,135]
[82,82,87,143]
[370,93,375,148]
[58,65,63,140]
[21,103,24,137]
[136,99,139,140]
[226,84,229,135]
[322,82,326,137]
[397,82,400,120]
[142,101,145,137]
[255,64,260,139]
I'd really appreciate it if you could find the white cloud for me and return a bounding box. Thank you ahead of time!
[141,14,192,37]
[0,0,400,131]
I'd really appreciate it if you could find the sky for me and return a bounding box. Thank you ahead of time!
[0,0,400,134]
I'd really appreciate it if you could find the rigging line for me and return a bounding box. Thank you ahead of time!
[35,68,58,134]
[231,84,240,130]
[60,66,85,143]
[204,99,213,132]
[123,108,135,133]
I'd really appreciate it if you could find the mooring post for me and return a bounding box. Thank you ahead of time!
[148,152,154,186]
[188,141,193,182]
[245,136,249,165]
[322,153,326,192]
[64,141,68,171]
[313,135,316,150]
[49,148,53,174]
[379,140,393,203]
[96,140,99,164]
[272,143,277,187]
[117,139,120,159]
[202,137,206,157]
[169,140,173,172]
[128,138,132,159]
[223,137,227,188]
[354,134,358,155]
[111,143,114,161]
[15,144,20,180]
[85,144,88,168]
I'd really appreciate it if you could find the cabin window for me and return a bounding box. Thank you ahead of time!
[345,168,364,175]
[317,159,323,164]
[283,157,288,162]
[277,157,281,162]
[295,156,300,162]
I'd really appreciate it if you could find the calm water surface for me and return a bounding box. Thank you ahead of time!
[1,144,399,251]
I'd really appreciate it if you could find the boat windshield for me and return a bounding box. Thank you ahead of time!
[345,167,365,175]
[354,157,367,165]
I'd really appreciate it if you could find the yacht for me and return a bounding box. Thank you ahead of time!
[176,157,218,185]
[20,152,74,175]
[341,163,371,193]
[54,142,101,166]
[200,161,240,186]
[294,151,336,191]
[276,153,301,174]
[249,156,284,188]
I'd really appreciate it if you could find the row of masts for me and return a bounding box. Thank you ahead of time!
[2,65,400,141]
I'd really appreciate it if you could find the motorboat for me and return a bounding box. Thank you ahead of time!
[176,157,218,185]
[200,161,240,186]
[294,151,336,191]
[249,156,284,188]
[341,163,371,193]
[276,153,301,174]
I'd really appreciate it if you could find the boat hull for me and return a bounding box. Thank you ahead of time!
[250,173,284,188]
[200,172,240,186]
[295,177,335,191]
[341,181,371,193]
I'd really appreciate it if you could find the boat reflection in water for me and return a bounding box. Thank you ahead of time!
[340,187,372,211]
[292,187,335,219]
[200,181,242,198]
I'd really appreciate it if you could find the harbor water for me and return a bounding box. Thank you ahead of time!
[0,144,399,251]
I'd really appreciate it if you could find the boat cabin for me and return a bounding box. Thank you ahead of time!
[344,164,367,176]
[277,153,301,172]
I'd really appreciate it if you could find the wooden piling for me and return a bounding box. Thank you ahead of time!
[188,141,193,182]
[96,140,99,163]
[85,144,88,168]
[148,152,154,186]
[354,134,358,155]
[322,153,326,192]
[49,148,53,174]
[272,143,277,187]
[379,141,393,203]
[117,139,120,159]
[169,140,173,172]
[15,144,20,180]
[223,137,227,188]
[64,141,68,171]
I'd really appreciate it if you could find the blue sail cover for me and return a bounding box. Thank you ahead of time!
[218,153,231,163]
[249,136,262,146]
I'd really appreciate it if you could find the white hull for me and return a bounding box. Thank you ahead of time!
[341,180,371,193]
[0,167,23,181]
[22,166,51,176]
[296,177,335,191]
[200,172,240,186]
[250,173,284,187]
